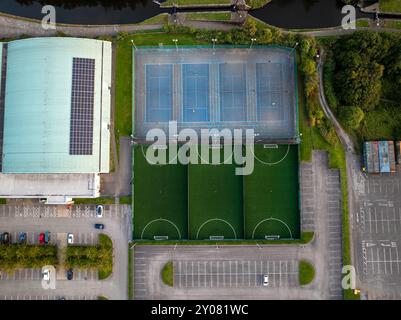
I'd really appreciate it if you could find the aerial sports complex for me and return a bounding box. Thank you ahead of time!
[132,46,301,241]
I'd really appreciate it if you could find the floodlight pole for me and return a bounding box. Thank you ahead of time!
[130,40,137,50]
[289,42,299,57]
[212,38,217,50]
[172,39,178,51]
[250,38,256,49]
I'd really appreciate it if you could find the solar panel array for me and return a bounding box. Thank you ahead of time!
[69,57,95,155]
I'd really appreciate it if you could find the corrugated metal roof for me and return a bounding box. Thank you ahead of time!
[2,38,111,173]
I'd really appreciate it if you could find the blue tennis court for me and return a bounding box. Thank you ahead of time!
[256,62,284,121]
[183,64,210,122]
[219,63,247,122]
[145,64,173,122]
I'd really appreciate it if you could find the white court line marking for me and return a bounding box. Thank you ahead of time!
[383,247,387,275]
[377,247,381,274]
[236,261,238,288]
[198,261,200,288]
[370,247,375,274]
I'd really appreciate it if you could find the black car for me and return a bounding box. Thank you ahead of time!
[66,269,73,280]
[1,232,11,244]
[94,224,105,230]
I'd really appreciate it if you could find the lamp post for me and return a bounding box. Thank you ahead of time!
[250,38,256,49]
[289,42,299,57]
[172,38,178,51]
[130,40,137,50]
[212,38,217,50]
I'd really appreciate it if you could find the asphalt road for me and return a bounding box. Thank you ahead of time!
[134,151,343,300]
[0,204,131,300]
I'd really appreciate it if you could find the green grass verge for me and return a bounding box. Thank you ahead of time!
[138,13,168,25]
[73,197,115,205]
[0,199,7,204]
[380,0,401,13]
[133,146,188,240]
[246,0,272,9]
[185,12,231,21]
[299,260,315,285]
[244,145,300,239]
[97,295,108,300]
[356,19,370,28]
[161,0,231,7]
[119,196,132,205]
[161,261,174,287]
[384,20,401,29]
[128,248,133,300]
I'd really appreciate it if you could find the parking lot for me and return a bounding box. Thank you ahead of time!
[173,259,298,289]
[0,204,131,300]
[352,162,401,296]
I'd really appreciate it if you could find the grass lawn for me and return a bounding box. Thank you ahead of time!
[246,0,272,9]
[161,0,231,7]
[185,12,231,21]
[244,145,300,240]
[356,19,370,28]
[119,196,132,205]
[299,260,315,285]
[161,261,174,286]
[133,146,188,240]
[0,199,6,204]
[73,197,115,205]
[138,14,168,25]
[188,148,244,240]
[384,20,401,29]
[380,0,401,13]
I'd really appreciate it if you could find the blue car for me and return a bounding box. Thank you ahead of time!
[44,231,50,244]
[19,232,27,244]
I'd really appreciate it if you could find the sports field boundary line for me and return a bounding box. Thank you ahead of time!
[251,217,294,239]
[251,144,291,166]
[140,218,182,240]
[196,218,237,240]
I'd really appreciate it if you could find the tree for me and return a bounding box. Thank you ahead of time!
[339,106,365,130]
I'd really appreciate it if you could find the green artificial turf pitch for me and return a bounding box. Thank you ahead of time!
[244,144,300,239]
[133,146,188,240]
[188,147,244,240]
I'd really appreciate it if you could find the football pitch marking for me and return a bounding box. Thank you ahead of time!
[196,218,237,240]
[251,144,290,166]
[140,218,182,240]
[251,218,293,239]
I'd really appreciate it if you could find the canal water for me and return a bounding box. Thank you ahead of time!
[0,0,371,28]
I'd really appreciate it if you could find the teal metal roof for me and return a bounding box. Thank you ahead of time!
[2,38,111,173]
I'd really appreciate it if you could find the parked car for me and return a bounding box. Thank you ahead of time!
[1,232,11,244]
[39,233,45,244]
[44,231,50,244]
[263,274,269,287]
[67,233,74,244]
[96,205,104,218]
[66,269,73,281]
[94,224,105,230]
[19,232,27,244]
[42,268,50,282]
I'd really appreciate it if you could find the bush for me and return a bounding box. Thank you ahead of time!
[161,261,174,287]
[339,106,365,130]
[299,260,315,285]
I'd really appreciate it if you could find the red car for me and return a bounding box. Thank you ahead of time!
[39,233,45,244]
